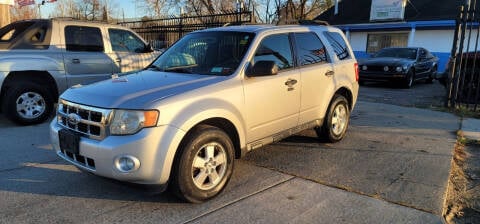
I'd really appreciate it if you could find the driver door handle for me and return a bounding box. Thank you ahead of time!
[325,70,335,76]
[285,78,298,86]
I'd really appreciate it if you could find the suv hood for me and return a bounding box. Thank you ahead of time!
[61,70,225,109]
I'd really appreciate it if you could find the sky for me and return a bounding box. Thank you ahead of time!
[38,0,140,19]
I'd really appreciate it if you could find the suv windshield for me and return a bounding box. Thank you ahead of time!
[150,31,254,76]
[374,48,417,60]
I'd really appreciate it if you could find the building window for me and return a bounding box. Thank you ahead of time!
[366,33,408,53]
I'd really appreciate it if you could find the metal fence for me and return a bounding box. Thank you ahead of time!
[447,0,480,112]
[118,10,253,50]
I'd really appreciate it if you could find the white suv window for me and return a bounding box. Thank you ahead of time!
[323,31,351,60]
[294,32,328,66]
[253,34,293,70]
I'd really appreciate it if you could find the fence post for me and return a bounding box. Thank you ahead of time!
[451,2,470,108]
[447,10,459,108]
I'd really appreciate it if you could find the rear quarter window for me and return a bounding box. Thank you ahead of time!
[323,31,351,60]
[0,21,51,50]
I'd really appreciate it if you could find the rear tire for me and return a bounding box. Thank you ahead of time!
[425,66,436,84]
[171,125,234,203]
[315,94,350,143]
[2,83,54,125]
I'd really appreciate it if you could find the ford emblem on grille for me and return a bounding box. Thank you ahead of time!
[383,66,389,72]
[67,113,81,125]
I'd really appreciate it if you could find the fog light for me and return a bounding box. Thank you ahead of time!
[115,155,140,172]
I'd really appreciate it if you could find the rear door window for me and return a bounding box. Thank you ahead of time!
[294,32,328,66]
[65,26,104,52]
[323,31,350,60]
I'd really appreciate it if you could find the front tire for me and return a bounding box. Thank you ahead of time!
[315,94,350,143]
[171,125,234,203]
[402,70,415,88]
[2,83,54,125]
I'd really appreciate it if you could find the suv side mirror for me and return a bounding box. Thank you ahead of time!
[144,43,154,53]
[246,61,279,77]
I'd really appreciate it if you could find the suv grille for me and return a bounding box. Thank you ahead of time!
[57,100,112,140]
[59,149,96,170]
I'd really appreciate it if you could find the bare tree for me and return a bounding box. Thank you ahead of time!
[10,5,39,22]
[49,0,82,18]
[253,0,332,24]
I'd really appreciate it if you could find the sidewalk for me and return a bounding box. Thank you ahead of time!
[461,118,480,140]
[204,100,459,223]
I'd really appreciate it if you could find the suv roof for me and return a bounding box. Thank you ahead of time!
[195,24,334,34]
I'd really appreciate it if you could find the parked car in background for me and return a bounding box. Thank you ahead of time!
[50,24,359,203]
[439,52,480,103]
[358,47,439,88]
[0,18,161,125]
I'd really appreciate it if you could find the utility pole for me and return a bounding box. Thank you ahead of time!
[0,4,11,28]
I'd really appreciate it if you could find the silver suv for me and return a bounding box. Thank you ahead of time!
[50,24,359,203]
[0,19,159,125]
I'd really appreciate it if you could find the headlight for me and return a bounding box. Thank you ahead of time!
[110,109,159,135]
[402,65,408,71]
[396,66,403,72]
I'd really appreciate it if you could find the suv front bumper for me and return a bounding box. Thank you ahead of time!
[50,120,185,185]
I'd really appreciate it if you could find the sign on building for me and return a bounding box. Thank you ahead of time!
[370,0,406,21]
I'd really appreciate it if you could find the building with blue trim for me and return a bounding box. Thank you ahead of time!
[315,0,463,72]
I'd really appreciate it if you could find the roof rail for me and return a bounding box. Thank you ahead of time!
[223,21,260,26]
[298,20,330,26]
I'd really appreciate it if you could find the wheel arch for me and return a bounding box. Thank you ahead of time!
[1,71,59,105]
[334,87,354,110]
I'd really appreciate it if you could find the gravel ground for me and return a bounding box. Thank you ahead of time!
[443,139,480,224]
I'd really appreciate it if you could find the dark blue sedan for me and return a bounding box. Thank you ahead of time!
[358,47,439,88]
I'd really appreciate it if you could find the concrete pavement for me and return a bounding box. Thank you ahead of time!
[461,118,480,140]
[0,100,461,223]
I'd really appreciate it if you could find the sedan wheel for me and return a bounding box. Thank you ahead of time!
[403,70,415,88]
[426,66,436,84]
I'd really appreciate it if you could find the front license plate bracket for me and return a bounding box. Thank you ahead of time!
[59,129,80,155]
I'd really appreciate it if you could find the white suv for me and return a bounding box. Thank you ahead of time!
[50,24,359,203]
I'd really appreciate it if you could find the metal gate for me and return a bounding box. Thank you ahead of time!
[447,0,480,112]
[118,10,253,50]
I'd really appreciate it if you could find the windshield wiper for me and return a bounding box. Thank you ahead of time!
[147,64,162,71]
[163,65,197,74]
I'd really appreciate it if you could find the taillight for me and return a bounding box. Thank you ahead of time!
[354,62,359,82]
